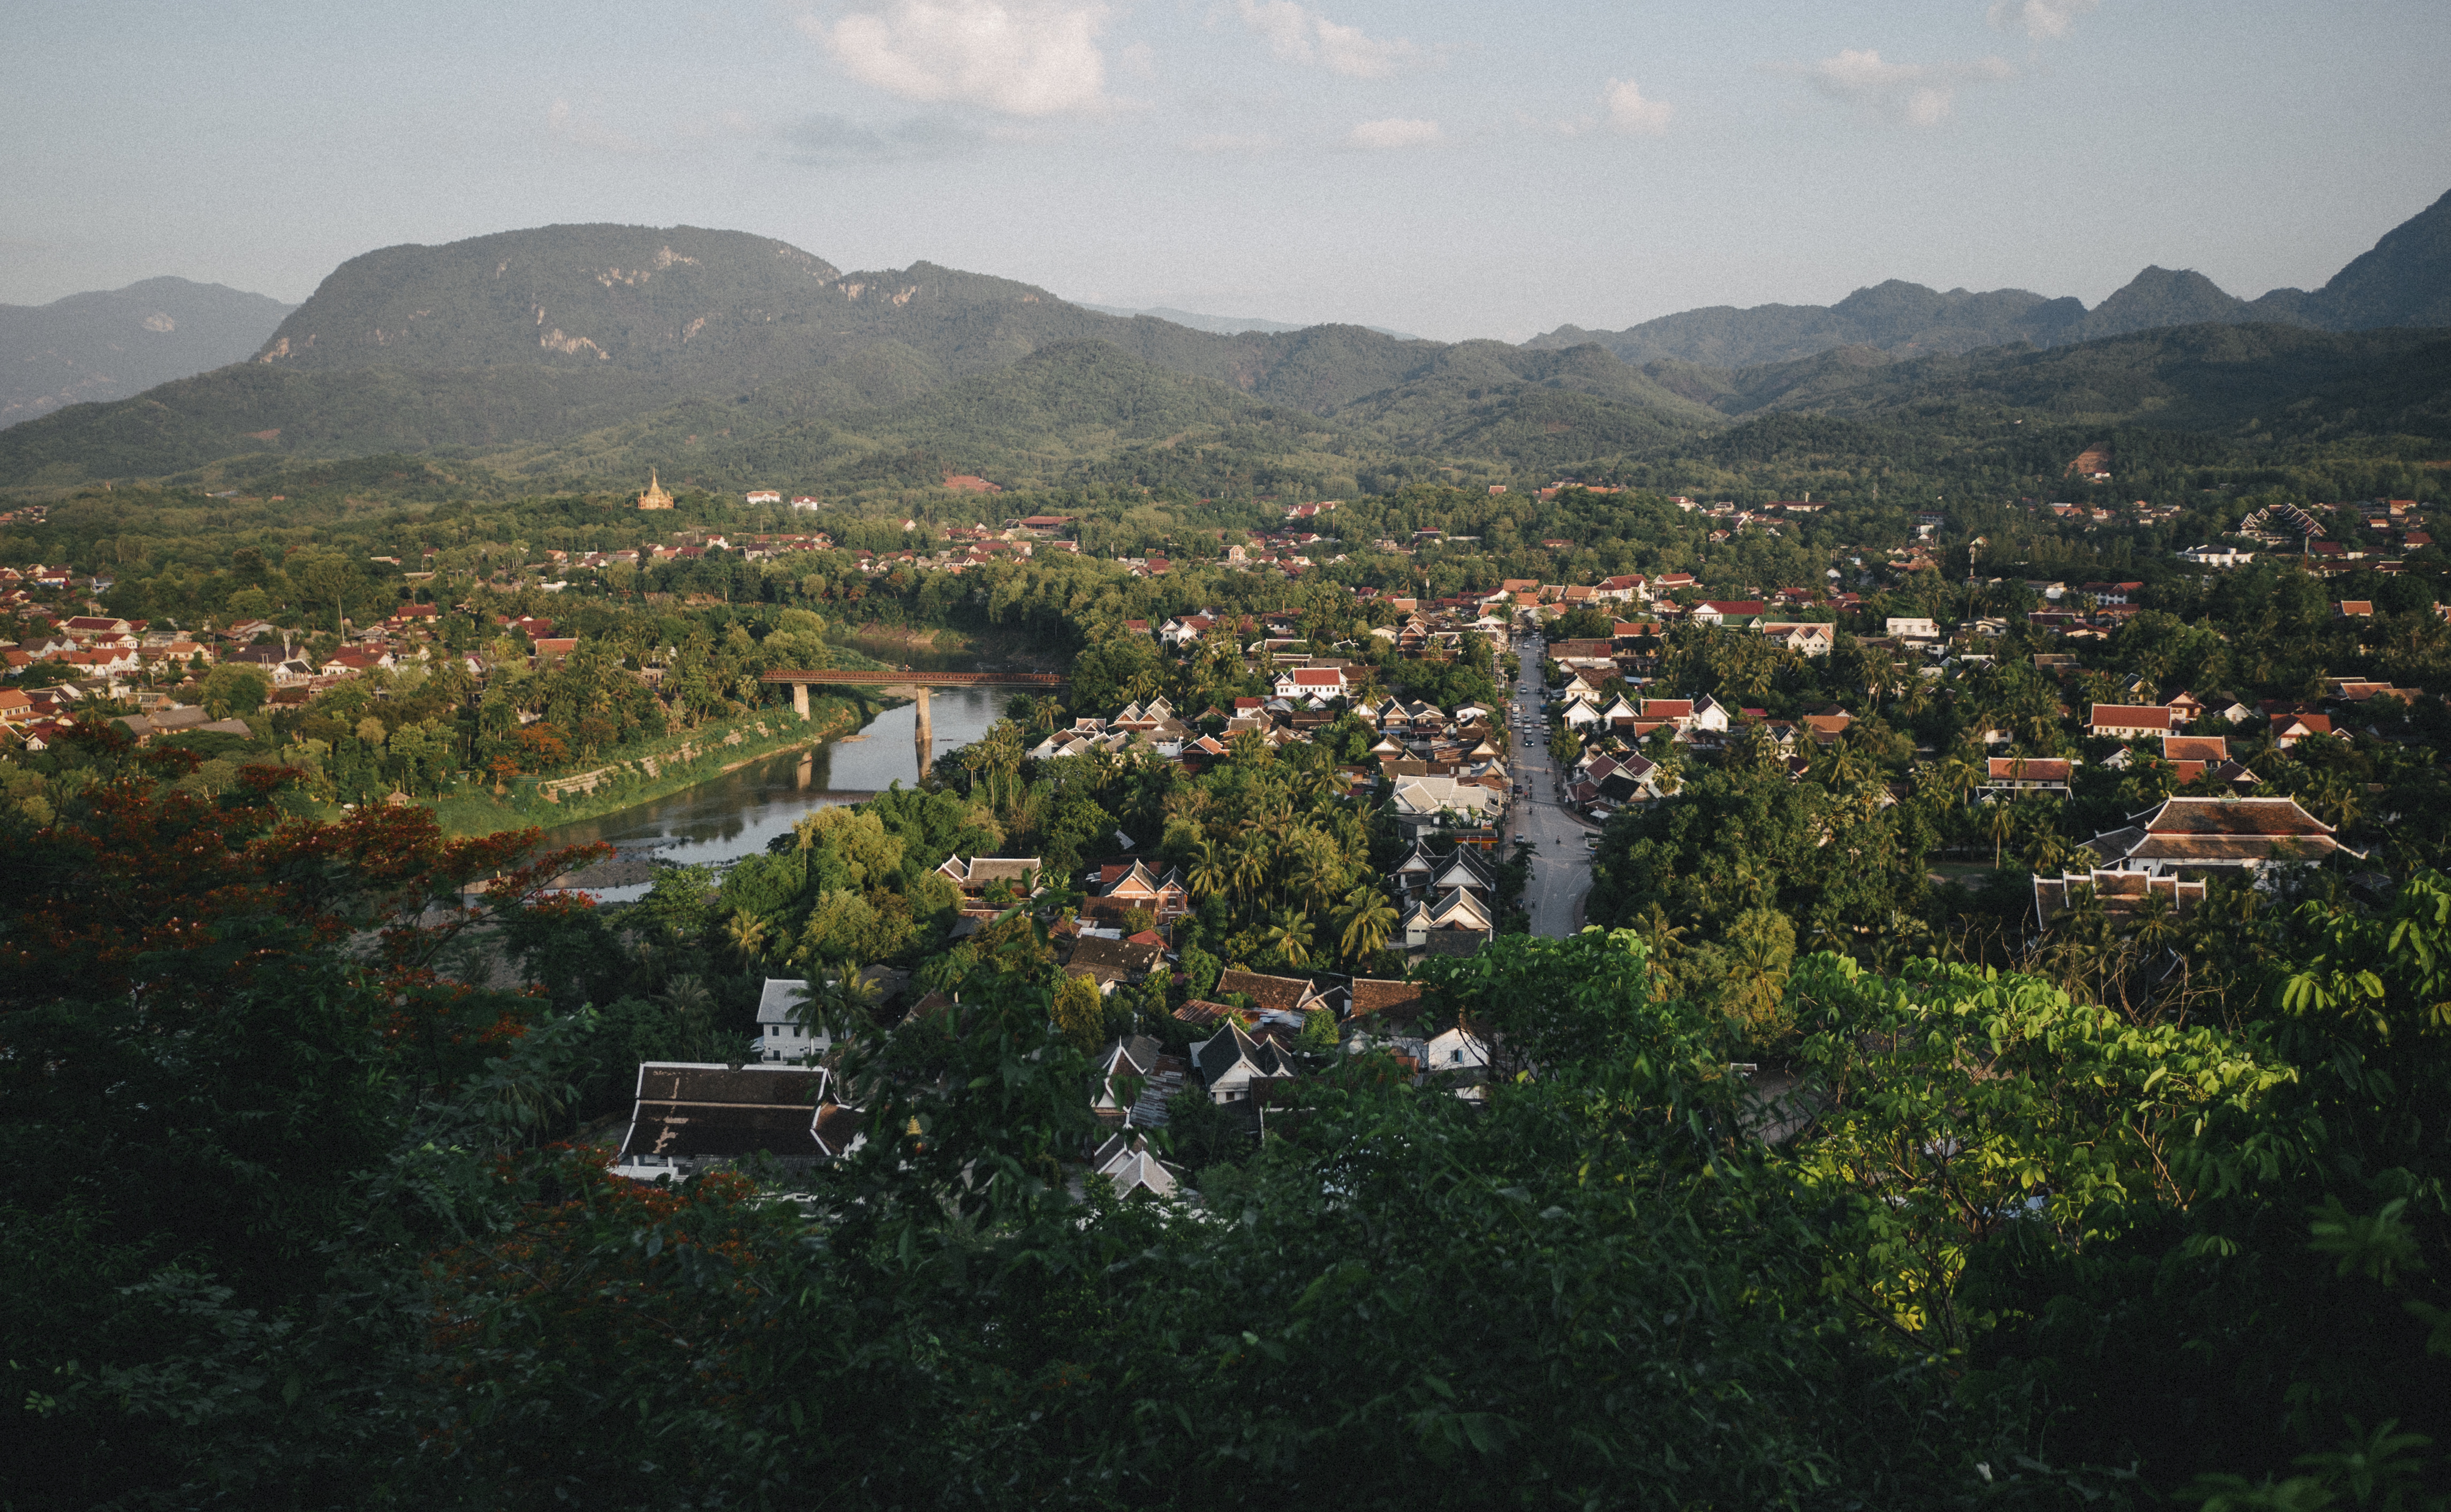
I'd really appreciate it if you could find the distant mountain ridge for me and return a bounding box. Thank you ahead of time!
[1529,188,2451,367]
[4,187,2446,489]
[1,223,1676,485]
[1079,304,1423,342]
[0,277,294,428]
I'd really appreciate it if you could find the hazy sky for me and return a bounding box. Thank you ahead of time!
[6,0,2446,341]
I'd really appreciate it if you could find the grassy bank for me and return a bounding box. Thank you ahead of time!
[414,693,879,840]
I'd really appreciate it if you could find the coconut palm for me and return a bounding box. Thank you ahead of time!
[2130,889,2180,954]
[1938,755,1982,808]
[1336,885,1399,963]
[1187,840,1231,901]
[1261,908,1316,969]
[723,911,771,970]
[1985,802,2018,871]
[1230,843,1269,908]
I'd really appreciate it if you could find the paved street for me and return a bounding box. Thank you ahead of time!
[1500,636,1599,938]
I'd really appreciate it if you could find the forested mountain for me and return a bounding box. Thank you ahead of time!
[1529,187,2451,367]
[0,277,294,429]
[1703,323,2451,443]
[2250,185,2451,330]
[1527,281,2090,367]
[1080,303,1423,341]
[5,193,2448,496]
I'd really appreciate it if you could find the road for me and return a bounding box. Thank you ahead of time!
[1500,634,1599,938]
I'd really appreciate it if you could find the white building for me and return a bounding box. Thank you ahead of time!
[755,978,823,1062]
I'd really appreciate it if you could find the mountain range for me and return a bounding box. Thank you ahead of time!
[1526,188,2451,367]
[1079,304,1423,342]
[0,277,297,428]
[1,188,2444,493]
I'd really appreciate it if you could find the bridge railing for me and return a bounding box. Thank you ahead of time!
[758,670,1066,687]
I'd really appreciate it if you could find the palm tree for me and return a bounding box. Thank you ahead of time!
[1299,761,1346,808]
[1187,840,1231,902]
[1289,831,1345,914]
[1633,901,1689,988]
[2130,890,2180,954]
[1939,755,1981,808]
[2020,827,2074,877]
[1336,885,1398,963]
[1985,802,2018,871]
[1230,843,1269,909]
[1261,908,1315,969]
[798,971,883,1042]
[660,974,717,1056]
[723,911,770,971]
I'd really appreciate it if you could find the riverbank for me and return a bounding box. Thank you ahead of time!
[417,694,876,840]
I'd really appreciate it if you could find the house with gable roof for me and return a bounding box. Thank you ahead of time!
[2089,704,2175,739]
[1086,1131,1179,1199]
[2082,796,2359,876]
[934,856,1044,898]
[1095,858,1189,919]
[1191,1023,1299,1105]
[1212,968,1330,1018]
[614,1062,842,1180]
[1271,666,1348,702]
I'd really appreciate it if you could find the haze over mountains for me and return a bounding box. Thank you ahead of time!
[1528,188,2451,367]
[0,278,297,428]
[1,188,2445,494]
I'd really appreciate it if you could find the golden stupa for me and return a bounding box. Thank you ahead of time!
[637,468,675,510]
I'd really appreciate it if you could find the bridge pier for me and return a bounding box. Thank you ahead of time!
[913,686,931,775]
[792,683,811,722]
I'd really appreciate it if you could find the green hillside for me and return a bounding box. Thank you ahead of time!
[0,364,679,486]
[1712,322,2451,442]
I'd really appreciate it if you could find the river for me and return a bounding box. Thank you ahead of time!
[539,637,1009,898]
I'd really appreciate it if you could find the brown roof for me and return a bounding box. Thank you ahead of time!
[618,1064,827,1164]
[1986,757,2071,781]
[1065,936,1167,982]
[2137,797,2333,837]
[2161,736,2229,762]
[2090,704,2173,730]
[1214,968,1320,1014]
[1347,979,1425,1018]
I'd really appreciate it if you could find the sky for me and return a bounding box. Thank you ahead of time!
[4,0,2447,342]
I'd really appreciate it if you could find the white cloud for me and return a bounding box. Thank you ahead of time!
[1987,0,2100,41]
[1600,79,1671,136]
[1346,117,1442,150]
[1233,0,1420,78]
[810,1,1114,118]
[546,99,654,156]
[1792,48,2014,126]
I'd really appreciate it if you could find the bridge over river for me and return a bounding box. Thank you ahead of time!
[760,668,1066,772]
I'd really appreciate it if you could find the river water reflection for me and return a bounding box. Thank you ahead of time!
[540,640,1007,897]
